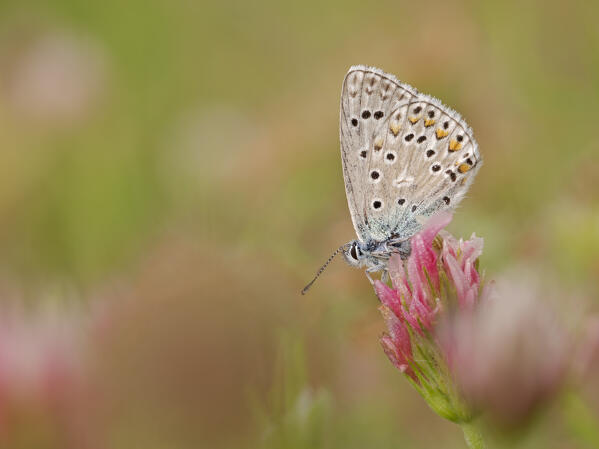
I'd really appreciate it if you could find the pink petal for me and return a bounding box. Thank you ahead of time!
[403,312,421,332]
[443,252,469,306]
[395,272,414,307]
[407,253,426,300]
[387,255,416,311]
[379,306,412,359]
[463,287,477,309]
[418,212,453,247]
[380,334,417,381]
[410,234,439,290]
[387,254,405,291]
[374,280,402,318]
[463,258,475,286]
[440,231,459,257]
[461,235,484,261]
[380,335,409,372]
[409,299,433,331]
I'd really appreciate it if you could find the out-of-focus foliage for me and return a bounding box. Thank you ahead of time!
[0,0,597,448]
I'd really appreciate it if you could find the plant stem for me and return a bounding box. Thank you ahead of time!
[460,422,486,449]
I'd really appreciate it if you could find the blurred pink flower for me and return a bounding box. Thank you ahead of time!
[575,317,599,380]
[440,278,572,428]
[0,304,102,449]
[4,31,107,125]
[574,318,599,418]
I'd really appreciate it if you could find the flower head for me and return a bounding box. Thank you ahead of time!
[374,213,582,435]
[439,278,571,428]
[376,212,485,423]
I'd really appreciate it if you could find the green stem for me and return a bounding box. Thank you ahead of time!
[460,422,486,449]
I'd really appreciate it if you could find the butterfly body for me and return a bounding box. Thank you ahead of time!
[342,238,411,272]
[339,65,482,273]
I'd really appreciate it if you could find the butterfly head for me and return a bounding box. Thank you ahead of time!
[343,238,410,272]
[342,240,366,268]
[343,240,389,271]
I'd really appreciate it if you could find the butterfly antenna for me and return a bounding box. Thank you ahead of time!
[301,244,348,295]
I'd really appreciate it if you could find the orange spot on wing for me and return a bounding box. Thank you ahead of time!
[458,163,471,173]
[409,117,419,124]
[449,140,462,151]
[389,122,401,137]
[436,128,449,139]
[424,119,435,127]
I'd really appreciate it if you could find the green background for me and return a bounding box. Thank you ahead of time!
[0,0,597,447]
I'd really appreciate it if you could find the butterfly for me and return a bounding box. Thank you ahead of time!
[302,65,481,294]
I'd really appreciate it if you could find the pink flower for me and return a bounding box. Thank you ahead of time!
[0,304,102,449]
[374,212,487,423]
[377,212,464,339]
[375,214,459,358]
[5,31,107,125]
[371,212,590,441]
[439,277,572,428]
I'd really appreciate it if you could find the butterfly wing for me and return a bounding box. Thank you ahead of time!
[339,65,482,243]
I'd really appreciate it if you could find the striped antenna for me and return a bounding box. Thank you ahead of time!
[301,244,349,295]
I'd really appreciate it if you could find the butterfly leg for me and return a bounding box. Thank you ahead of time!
[364,270,375,285]
[381,269,389,283]
[364,262,389,285]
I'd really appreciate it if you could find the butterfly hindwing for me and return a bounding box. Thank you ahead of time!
[374,98,482,238]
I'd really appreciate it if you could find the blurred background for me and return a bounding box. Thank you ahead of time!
[0,0,598,448]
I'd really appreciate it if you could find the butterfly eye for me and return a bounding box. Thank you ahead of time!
[350,244,359,260]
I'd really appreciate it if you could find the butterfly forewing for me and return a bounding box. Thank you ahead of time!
[340,66,482,245]
[339,66,416,242]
